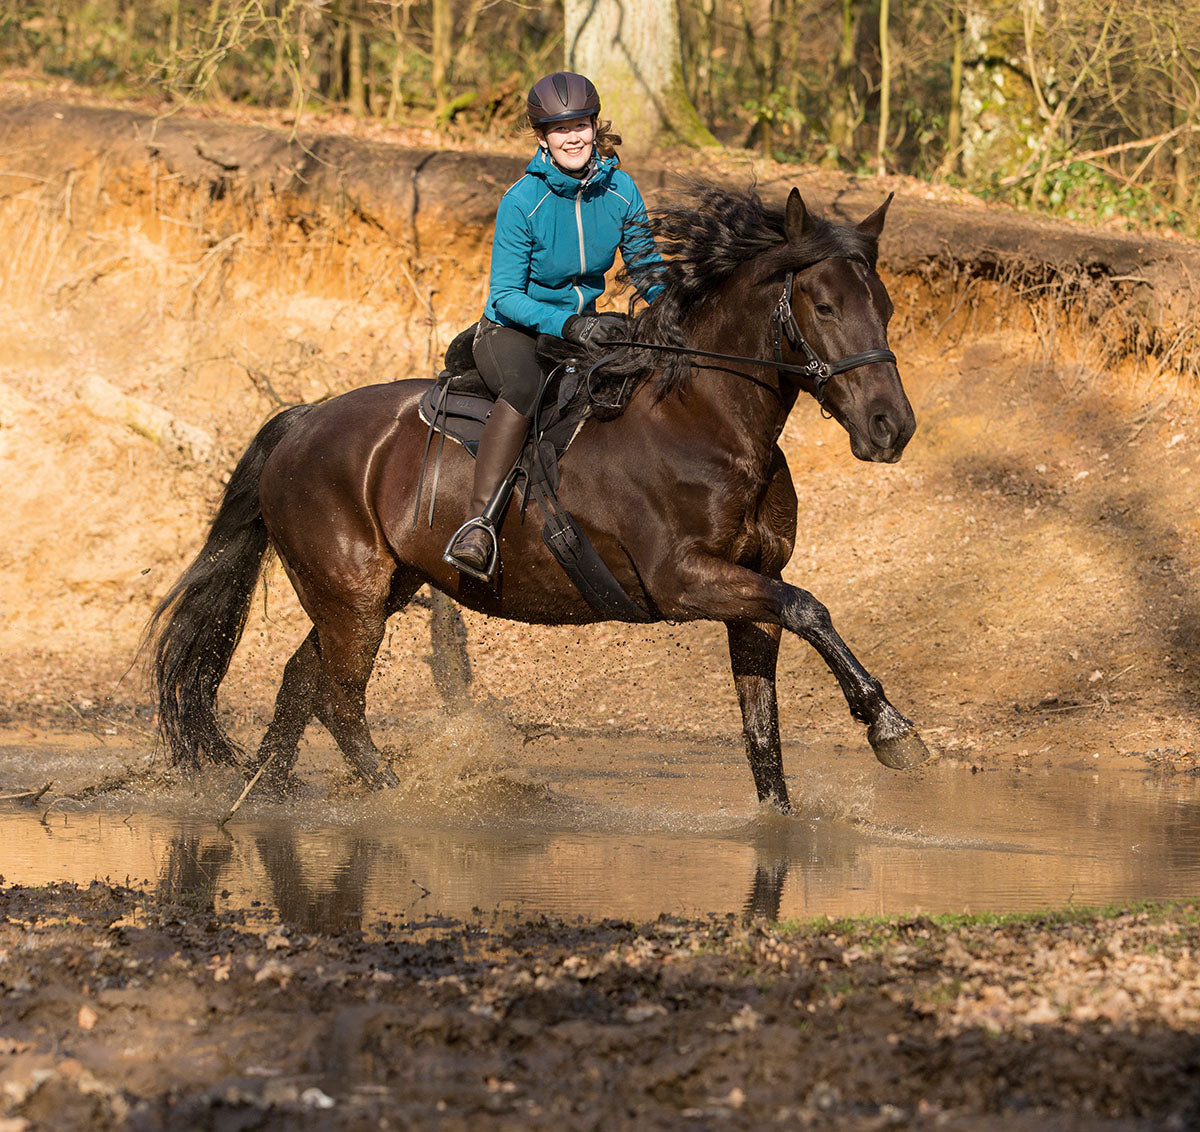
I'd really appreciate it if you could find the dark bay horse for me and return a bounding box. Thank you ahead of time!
[147,185,928,810]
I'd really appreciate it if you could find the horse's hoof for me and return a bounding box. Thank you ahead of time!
[868,723,932,770]
[258,770,305,800]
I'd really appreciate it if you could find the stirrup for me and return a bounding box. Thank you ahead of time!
[443,517,499,583]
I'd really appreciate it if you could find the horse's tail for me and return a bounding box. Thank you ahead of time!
[144,404,315,769]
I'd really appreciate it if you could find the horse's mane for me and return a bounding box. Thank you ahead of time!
[579,182,880,412]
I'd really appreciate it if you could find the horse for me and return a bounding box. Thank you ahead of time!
[146,184,928,811]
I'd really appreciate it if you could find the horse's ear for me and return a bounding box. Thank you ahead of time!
[784,188,809,243]
[857,192,894,239]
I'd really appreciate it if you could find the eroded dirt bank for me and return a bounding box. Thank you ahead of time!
[2,882,1198,1130]
[1,98,1199,777]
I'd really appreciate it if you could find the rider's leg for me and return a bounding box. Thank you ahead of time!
[472,318,543,416]
[446,320,539,572]
[447,399,531,570]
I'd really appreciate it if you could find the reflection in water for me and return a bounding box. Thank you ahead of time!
[743,861,789,920]
[3,749,1200,931]
[157,834,233,909]
[252,832,375,933]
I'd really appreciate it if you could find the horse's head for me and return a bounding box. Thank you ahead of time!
[782,189,915,463]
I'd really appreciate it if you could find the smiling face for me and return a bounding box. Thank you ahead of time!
[538,116,596,172]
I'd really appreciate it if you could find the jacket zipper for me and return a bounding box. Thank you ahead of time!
[573,181,587,312]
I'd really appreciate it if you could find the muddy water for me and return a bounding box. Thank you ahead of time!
[2,730,1198,930]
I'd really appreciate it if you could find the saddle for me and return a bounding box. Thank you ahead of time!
[417,323,590,481]
[415,324,653,623]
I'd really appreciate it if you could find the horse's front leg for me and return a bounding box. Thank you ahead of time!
[680,560,930,771]
[727,619,788,807]
[778,584,929,769]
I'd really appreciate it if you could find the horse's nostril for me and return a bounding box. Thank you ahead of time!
[869,413,897,450]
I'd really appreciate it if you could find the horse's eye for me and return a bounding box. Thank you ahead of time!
[814,302,836,318]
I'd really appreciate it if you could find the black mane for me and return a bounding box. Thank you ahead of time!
[586,183,880,409]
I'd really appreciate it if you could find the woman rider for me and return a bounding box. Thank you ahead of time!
[444,70,663,577]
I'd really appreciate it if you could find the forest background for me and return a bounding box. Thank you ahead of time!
[4,0,1199,239]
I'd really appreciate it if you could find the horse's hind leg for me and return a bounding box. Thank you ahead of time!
[304,569,425,788]
[304,598,396,788]
[727,619,789,809]
[250,572,422,794]
[250,628,322,794]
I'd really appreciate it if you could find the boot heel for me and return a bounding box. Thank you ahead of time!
[444,518,499,582]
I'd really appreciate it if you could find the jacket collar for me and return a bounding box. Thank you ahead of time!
[526,147,617,197]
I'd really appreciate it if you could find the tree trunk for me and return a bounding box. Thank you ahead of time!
[386,1,413,123]
[826,0,860,166]
[943,2,964,176]
[876,0,891,175]
[694,0,717,124]
[960,0,1042,184]
[564,0,715,152]
[347,0,367,117]
[431,0,452,117]
[169,0,182,61]
[327,4,347,105]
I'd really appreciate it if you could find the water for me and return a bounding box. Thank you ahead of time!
[2,730,1198,931]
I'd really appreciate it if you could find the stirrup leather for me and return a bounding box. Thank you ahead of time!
[443,517,499,582]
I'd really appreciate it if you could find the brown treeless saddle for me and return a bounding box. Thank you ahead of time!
[415,324,652,621]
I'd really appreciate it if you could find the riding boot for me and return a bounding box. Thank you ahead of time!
[446,398,531,573]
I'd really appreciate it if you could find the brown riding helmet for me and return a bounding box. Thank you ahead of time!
[526,72,601,127]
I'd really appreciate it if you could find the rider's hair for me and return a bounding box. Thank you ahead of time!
[594,119,622,158]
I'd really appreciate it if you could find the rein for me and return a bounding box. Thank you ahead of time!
[590,272,897,415]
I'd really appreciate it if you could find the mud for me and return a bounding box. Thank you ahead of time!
[2,882,1199,1130]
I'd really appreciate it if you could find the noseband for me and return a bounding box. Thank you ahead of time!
[594,270,897,413]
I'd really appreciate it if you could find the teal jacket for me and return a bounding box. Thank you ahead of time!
[484,148,662,336]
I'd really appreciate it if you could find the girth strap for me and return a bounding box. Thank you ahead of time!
[528,478,655,623]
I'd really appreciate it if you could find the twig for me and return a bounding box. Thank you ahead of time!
[0,781,54,805]
[63,701,108,745]
[999,124,1200,188]
[412,879,431,898]
[95,714,156,740]
[40,798,70,826]
[218,751,279,828]
[62,765,161,801]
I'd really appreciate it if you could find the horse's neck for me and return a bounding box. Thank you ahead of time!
[646,297,799,471]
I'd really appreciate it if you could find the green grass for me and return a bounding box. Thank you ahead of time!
[773,899,1199,942]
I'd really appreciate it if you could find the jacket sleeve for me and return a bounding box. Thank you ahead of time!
[619,180,665,305]
[487,193,574,336]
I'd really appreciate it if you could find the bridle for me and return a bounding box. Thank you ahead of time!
[591,270,897,415]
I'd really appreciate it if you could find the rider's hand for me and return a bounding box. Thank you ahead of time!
[562,312,629,349]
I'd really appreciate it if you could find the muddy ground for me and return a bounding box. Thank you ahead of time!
[2,882,1199,1130]
[2,90,1200,1128]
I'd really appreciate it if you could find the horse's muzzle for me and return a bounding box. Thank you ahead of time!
[849,399,916,463]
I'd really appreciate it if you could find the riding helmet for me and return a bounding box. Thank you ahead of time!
[526,72,601,127]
